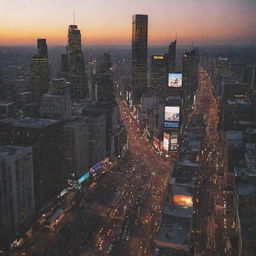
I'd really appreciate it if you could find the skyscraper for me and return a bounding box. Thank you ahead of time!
[182,48,199,111]
[132,14,148,103]
[0,146,35,247]
[0,117,65,210]
[168,40,176,73]
[37,38,48,58]
[150,55,168,90]
[67,24,87,99]
[95,54,115,103]
[31,50,49,103]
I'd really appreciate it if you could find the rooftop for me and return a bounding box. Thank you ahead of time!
[176,159,199,168]
[0,101,15,107]
[0,145,31,157]
[65,119,88,129]
[155,213,191,249]
[163,203,193,218]
[172,165,197,185]
[236,184,256,198]
[171,184,194,196]
[226,130,244,145]
[234,168,256,179]
[0,117,59,128]
[239,209,256,241]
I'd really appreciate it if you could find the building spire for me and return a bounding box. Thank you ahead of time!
[73,9,76,25]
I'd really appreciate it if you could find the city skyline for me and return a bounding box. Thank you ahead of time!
[0,0,256,46]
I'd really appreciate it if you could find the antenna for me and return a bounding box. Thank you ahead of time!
[175,32,177,41]
[73,9,76,25]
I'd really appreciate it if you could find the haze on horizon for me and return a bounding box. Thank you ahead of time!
[0,0,255,46]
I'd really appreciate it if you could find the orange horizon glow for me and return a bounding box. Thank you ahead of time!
[0,0,255,46]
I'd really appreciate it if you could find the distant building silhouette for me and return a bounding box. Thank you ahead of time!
[37,38,48,58]
[66,24,87,98]
[31,39,49,103]
[168,40,176,73]
[132,14,148,104]
[0,146,35,247]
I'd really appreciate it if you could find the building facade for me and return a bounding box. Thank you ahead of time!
[150,55,168,90]
[66,24,87,98]
[64,119,89,179]
[0,146,35,246]
[132,14,148,103]
[0,117,65,211]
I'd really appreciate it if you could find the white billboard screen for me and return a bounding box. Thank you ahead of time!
[168,73,182,88]
[164,106,180,128]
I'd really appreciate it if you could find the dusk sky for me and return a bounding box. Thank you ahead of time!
[0,0,255,46]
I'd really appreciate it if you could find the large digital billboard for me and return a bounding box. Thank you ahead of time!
[168,73,182,88]
[164,106,180,128]
[163,133,170,151]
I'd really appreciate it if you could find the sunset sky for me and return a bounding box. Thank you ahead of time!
[0,0,255,46]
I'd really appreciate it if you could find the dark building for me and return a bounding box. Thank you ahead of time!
[66,24,87,99]
[182,48,199,112]
[31,55,49,102]
[103,53,112,73]
[64,119,89,179]
[0,117,65,211]
[0,101,16,119]
[0,146,35,247]
[84,112,107,167]
[96,73,114,103]
[37,38,48,58]
[31,39,49,103]
[150,55,167,90]
[132,14,148,104]
[61,53,69,73]
[83,101,126,161]
[168,40,177,73]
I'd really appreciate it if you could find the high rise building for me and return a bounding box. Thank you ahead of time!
[0,117,65,210]
[150,55,168,90]
[61,53,69,73]
[95,73,115,103]
[40,91,72,120]
[168,40,177,73]
[182,48,199,111]
[66,24,87,98]
[64,119,89,179]
[31,56,49,102]
[132,14,148,103]
[85,113,106,167]
[37,38,48,58]
[103,53,112,73]
[0,146,35,246]
[31,39,49,102]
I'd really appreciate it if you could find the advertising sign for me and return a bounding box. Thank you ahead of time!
[168,73,182,88]
[170,132,178,151]
[163,133,170,151]
[164,106,180,128]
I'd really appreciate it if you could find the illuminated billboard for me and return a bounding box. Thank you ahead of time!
[153,55,164,60]
[164,106,180,128]
[170,133,178,151]
[163,133,170,151]
[173,195,192,206]
[168,73,182,88]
